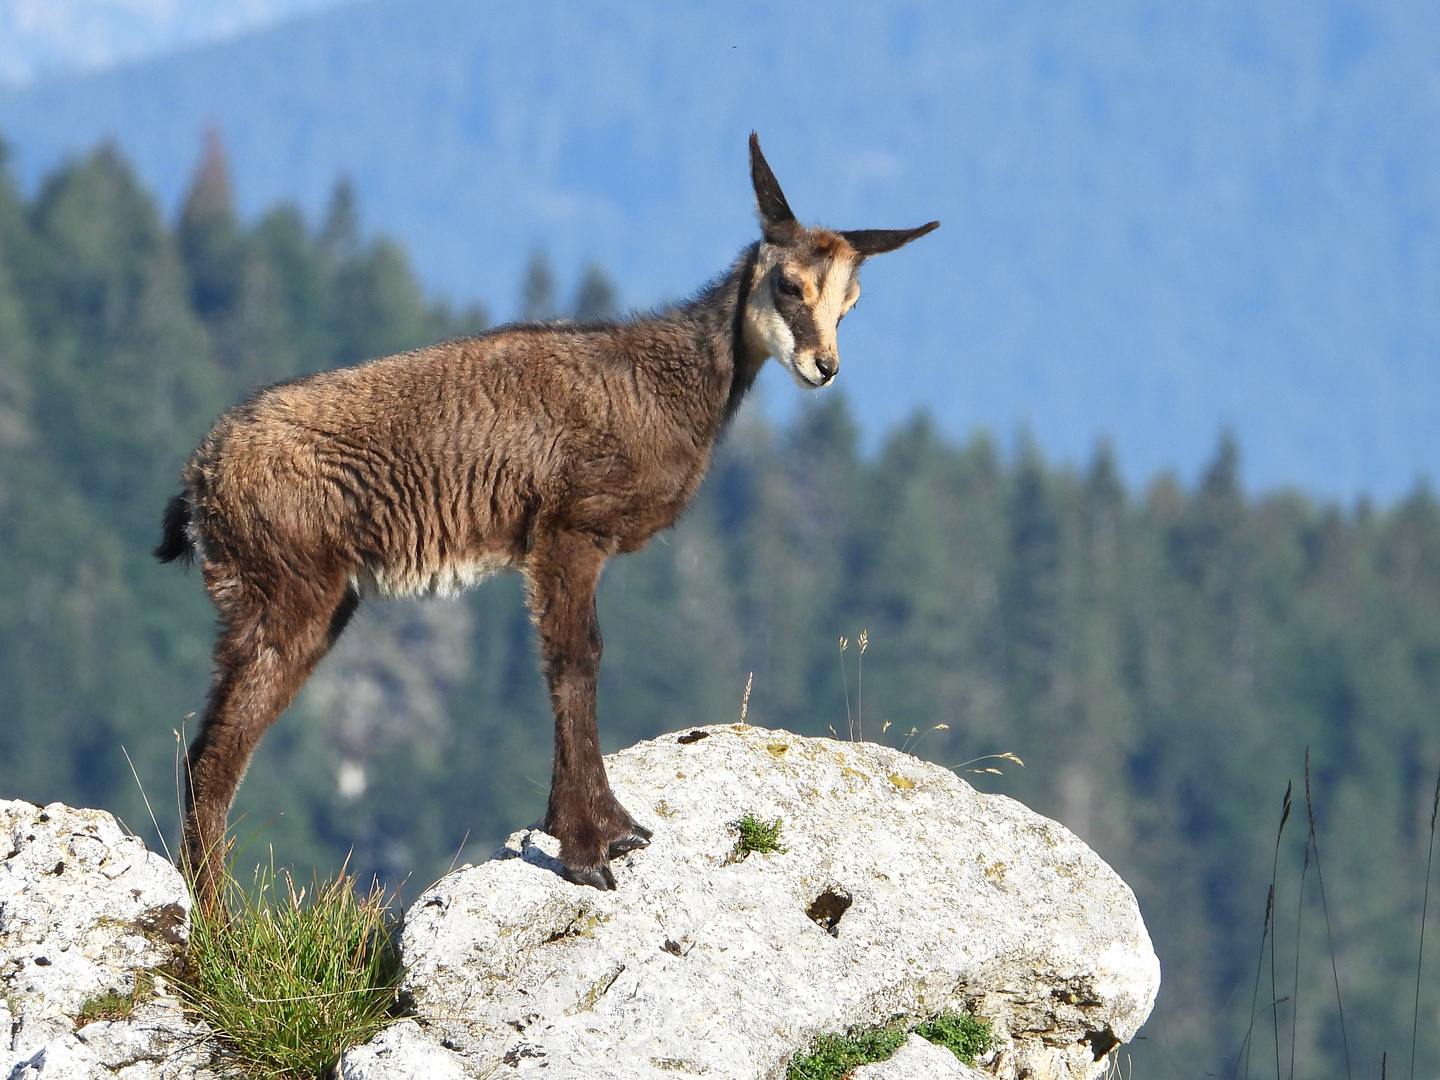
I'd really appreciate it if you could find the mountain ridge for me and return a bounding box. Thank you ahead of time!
[2,0,1437,498]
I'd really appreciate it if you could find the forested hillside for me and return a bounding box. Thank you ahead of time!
[2,138,1439,1078]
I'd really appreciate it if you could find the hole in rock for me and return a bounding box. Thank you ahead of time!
[661,939,683,955]
[1084,1027,1119,1060]
[677,730,709,744]
[806,887,853,936]
[136,903,187,944]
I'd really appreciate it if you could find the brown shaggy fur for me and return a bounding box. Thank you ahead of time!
[158,134,937,910]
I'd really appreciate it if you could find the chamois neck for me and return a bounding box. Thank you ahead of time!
[672,242,766,432]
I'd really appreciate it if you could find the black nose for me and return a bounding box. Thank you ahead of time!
[816,355,838,381]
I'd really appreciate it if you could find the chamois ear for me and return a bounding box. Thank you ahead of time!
[749,132,801,245]
[840,221,941,257]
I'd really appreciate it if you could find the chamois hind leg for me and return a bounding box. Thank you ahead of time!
[183,563,355,914]
[525,531,651,890]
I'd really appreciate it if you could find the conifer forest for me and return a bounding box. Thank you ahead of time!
[2,138,1439,1078]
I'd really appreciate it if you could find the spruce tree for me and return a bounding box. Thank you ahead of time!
[572,263,619,320]
[518,251,556,321]
[177,127,243,323]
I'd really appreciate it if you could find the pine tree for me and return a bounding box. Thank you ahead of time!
[25,145,220,528]
[246,204,334,378]
[327,239,439,367]
[0,216,31,452]
[319,177,360,262]
[177,127,243,323]
[572,264,618,320]
[851,417,1005,753]
[519,251,556,321]
[1001,435,1062,717]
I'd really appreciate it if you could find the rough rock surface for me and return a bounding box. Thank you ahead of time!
[383,725,1160,1080]
[0,800,218,1079]
[5,1003,219,1080]
[850,1035,990,1080]
[336,1019,478,1079]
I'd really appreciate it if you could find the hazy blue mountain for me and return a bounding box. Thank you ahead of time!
[1,0,1437,498]
[0,0,348,85]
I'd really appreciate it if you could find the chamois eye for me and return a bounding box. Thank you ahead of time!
[776,275,803,298]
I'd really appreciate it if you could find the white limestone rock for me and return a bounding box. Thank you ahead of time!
[0,801,190,1053]
[337,1019,480,1079]
[850,1034,990,1080]
[5,1002,220,1080]
[0,800,220,1079]
[393,725,1160,1080]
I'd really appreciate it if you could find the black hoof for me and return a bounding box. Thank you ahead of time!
[608,823,654,858]
[563,863,617,891]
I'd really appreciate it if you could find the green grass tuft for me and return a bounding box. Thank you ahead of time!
[731,812,788,858]
[786,1012,995,1080]
[786,1022,909,1080]
[75,971,155,1025]
[911,1011,996,1065]
[179,859,400,1080]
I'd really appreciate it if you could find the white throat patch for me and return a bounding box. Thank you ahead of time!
[745,299,803,384]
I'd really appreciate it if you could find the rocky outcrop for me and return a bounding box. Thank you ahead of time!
[0,726,1160,1080]
[0,800,219,1079]
[351,724,1159,1080]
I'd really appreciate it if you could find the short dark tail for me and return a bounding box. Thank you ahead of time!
[155,493,195,566]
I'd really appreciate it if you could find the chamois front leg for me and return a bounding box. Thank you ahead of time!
[526,531,651,890]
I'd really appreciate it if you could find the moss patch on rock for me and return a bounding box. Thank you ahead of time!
[786,1011,994,1080]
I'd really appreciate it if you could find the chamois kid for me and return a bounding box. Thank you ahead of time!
[157,134,938,911]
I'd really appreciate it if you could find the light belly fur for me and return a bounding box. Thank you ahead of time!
[356,552,514,600]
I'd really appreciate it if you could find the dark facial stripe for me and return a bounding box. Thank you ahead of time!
[774,273,820,352]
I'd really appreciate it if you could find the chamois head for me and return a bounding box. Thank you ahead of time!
[743,132,939,389]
